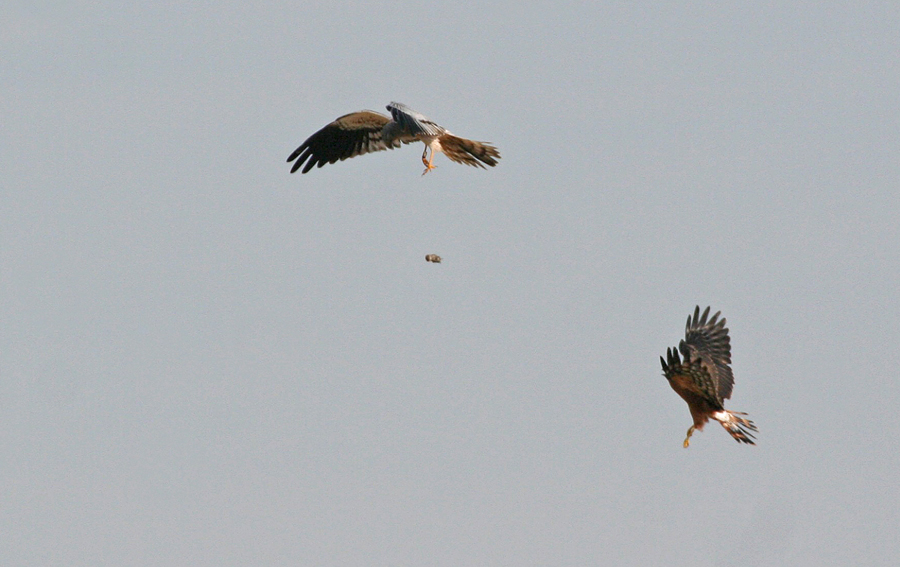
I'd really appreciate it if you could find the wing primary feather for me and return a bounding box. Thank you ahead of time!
[287,110,394,174]
[681,305,735,402]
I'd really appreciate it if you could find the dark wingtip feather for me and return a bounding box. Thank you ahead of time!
[699,306,710,326]
[666,346,681,367]
[287,144,304,163]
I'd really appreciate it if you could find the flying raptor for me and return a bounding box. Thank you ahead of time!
[287,102,500,175]
[659,306,757,448]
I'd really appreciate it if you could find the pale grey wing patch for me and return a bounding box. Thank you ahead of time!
[287,111,396,174]
[682,305,735,401]
[386,102,447,137]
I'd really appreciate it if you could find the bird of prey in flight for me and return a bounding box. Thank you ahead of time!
[287,102,500,176]
[659,306,757,448]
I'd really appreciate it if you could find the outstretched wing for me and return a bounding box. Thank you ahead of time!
[287,111,398,174]
[438,134,501,168]
[386,102,447,137]
[660,346,721,408]
[679,306,734,402]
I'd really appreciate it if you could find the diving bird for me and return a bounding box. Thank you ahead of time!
[287,102,500,175]
[659,306,757,448]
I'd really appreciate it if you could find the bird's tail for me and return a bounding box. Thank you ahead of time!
[438,134,500,168]
[713,410,758,445]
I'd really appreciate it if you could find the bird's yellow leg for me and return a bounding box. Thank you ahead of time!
[421,146,429,166]
[683,425,695,448]
[421,150,437,175]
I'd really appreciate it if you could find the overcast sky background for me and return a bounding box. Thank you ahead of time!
[3,2,900,565]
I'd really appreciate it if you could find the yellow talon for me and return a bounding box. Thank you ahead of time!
[683,426,695,448]
[421,147,436,175]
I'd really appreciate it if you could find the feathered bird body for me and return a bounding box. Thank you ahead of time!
[287,102,499,175]
[659,306,757,447]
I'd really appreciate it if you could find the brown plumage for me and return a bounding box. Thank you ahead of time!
[287,111,398,174]
[438,134,500,169]
[659,306,757,447]
[287,102,500,175]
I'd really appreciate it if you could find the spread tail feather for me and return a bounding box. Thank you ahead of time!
[713,410,758,445]
[438,134,500,168]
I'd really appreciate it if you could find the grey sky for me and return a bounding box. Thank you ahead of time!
[3,1,899,565]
